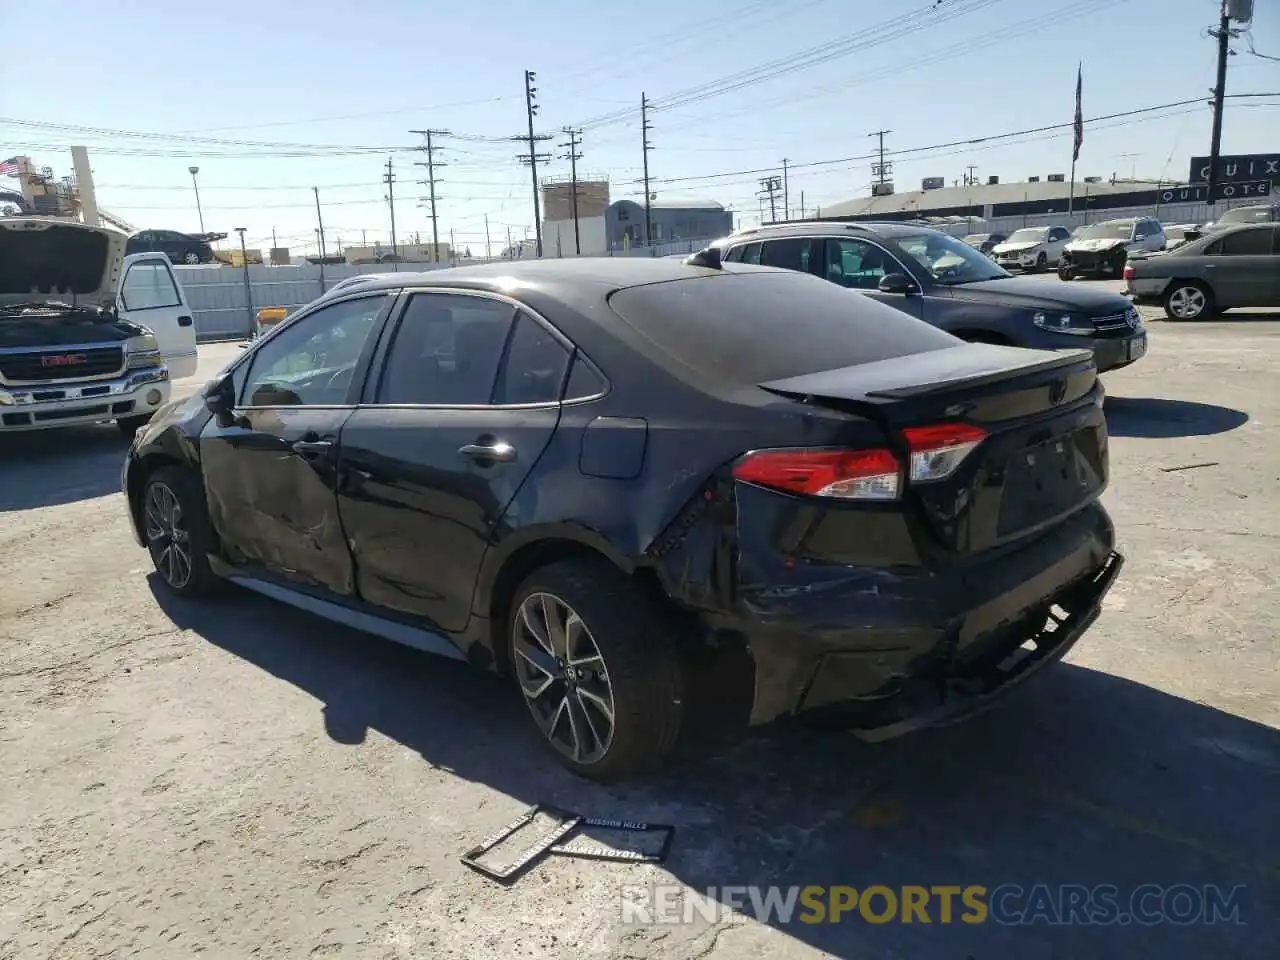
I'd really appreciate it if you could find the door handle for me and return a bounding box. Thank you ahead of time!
[292,439,333,455]
[459,441,516,463]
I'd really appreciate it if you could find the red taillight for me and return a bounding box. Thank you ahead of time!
[1122,265,1135,281]
[732,448,901,500]
[902,423,987,483]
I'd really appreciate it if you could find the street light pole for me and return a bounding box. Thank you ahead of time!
[235,227,253,336]
[188,166,205,234]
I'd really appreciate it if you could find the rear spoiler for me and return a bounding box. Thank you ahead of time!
[759,344,1095,405]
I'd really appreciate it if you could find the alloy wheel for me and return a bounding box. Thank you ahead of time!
[144,481,193,589]
[184,251,200,264]
[512,591,616,765]
[1168,286,1206,320]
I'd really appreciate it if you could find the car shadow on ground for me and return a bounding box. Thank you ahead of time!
[0,426,131,512]
[1104,397,1249,439]
[152,580,1278,959]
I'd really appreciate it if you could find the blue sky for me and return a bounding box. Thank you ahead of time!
[1,0,1275,254]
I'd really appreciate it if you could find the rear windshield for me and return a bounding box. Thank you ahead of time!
[607,270,957,384]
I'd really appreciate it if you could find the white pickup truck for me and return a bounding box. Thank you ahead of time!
[0,217,198,435]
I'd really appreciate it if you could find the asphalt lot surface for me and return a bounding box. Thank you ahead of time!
[1,279,1277,959]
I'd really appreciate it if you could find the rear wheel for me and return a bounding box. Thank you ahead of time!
[508,560,685,781]
[141,466,222,597]
[183,251,200,265]
[1164,282,1214,321]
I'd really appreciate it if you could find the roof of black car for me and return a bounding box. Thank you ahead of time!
[326,256,760,295]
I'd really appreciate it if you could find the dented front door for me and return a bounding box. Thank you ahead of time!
[200,405,357,595]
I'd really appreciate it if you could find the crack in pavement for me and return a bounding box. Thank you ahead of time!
[0,629,186,681]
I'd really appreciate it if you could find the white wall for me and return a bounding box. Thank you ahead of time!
[541,216,607,257]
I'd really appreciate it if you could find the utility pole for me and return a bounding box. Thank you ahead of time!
[484,214,492,261]
[964,164,979,187]
[869,129,892,193]
[234,227,253,333]
[641,93,654,249]
[506,224,514,259]
[757,176,781,223]
[781,158,790,222]
[519,70,553,258]
[383,158,399,271]
[411,129,448,262]
[1205,2,1234,206]
[449,228,456,265]
[558,127,584,255]
[312,188,328,292]
[312,187,327,259]
[799,190,805,220]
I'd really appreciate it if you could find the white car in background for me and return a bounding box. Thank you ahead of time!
[1058,217,1167,280]
[992,225,1073,272]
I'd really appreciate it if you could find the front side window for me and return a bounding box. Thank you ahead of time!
[740,242,763,265]
[377,293,515,405]
[120,261,182,310]
[242,295,387,406]
[824,238,897,290]
[894,233,1010,285]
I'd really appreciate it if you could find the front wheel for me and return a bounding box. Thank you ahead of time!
[141,466,222,597]
[1034,252,1048,273]
[1058,264,1075,281]
[1164,282,1214,321]
[508,560,686,781]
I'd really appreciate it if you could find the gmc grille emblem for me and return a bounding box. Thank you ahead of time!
[40,353,87,368]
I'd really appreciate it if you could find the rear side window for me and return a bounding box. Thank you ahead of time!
[378,293,515,405]
[608,272,957,384]
[492,311,571,404]
[1219,228,1271,256]
[759,238,818,272]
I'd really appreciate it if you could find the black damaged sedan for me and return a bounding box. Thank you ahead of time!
[123,258,1122,781]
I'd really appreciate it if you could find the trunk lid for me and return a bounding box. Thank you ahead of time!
[759,342,1107,556]
[0,217,128,310]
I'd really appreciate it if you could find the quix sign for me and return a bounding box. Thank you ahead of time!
[1159,180,1273,204]
[1188,153,1280,185]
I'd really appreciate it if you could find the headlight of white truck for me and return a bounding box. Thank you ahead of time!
[125,334,163,369]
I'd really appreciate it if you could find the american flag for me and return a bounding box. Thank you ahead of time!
[1072,64,1084,163]
[0,156,22,177]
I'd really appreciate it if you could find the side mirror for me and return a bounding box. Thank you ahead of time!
[202,375,235,415]
[878,273,916,295]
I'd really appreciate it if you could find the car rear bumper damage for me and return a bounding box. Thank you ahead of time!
[729,503,1119,732]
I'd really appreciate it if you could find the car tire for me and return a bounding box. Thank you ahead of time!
[1058,263,1075,281]
[1034,252,1048,273]
[507,559,686,781]
[1163,282,1214,321]
[141,466,222,597]
[116,414,152,437]
[183,251,200,265]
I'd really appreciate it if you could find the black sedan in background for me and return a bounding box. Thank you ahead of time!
[716,222,1147,372]
[124,259,1122,780]
[126,229,216,265]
